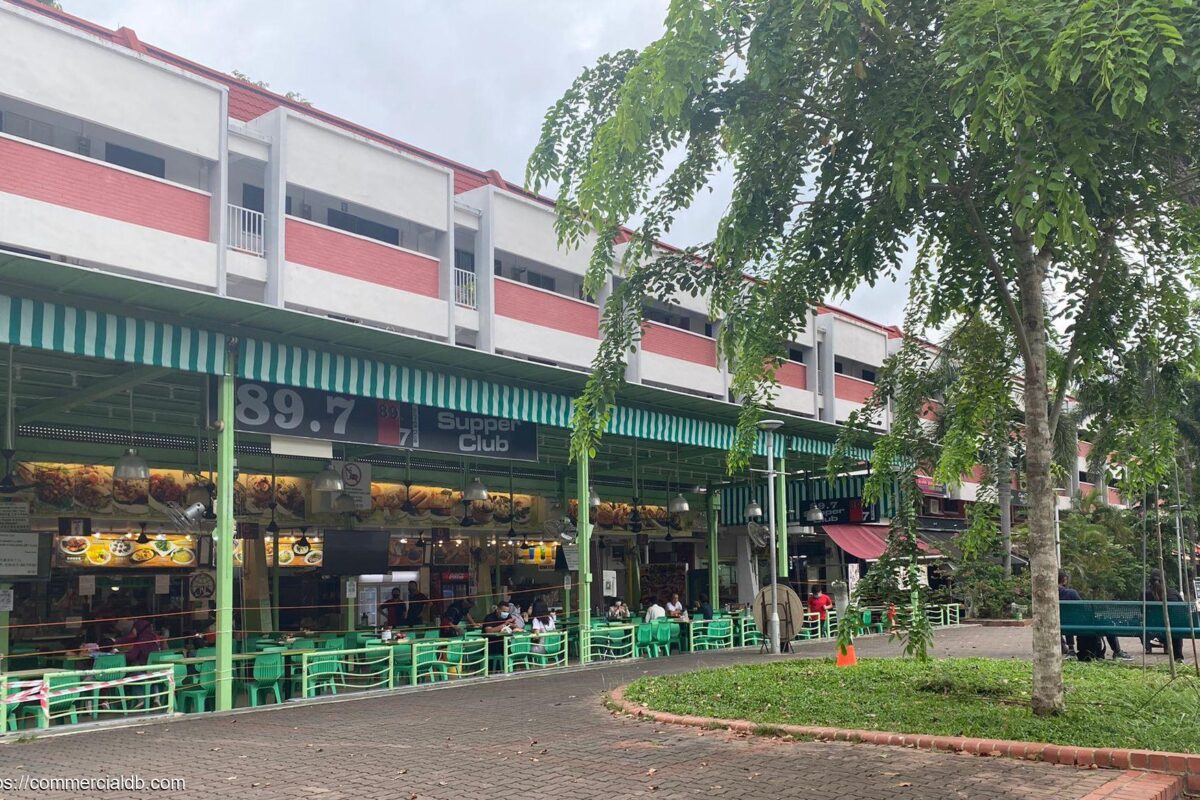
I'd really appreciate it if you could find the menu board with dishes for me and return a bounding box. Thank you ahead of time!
[567,499,697,534]
[53,533,198,569]
[233,536,323,568]
[16,463,203,517]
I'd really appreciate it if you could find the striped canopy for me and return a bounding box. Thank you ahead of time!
[720,473,893,527]
[0,291,867,459]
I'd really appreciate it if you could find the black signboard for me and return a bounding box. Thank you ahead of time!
[798,497,879,525]
[210,379,538,461]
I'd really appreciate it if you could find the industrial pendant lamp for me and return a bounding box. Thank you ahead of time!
[588,485,602,508]
[313,463,344,493]
[333,491,357,513]
[668,448,689,514]
[744,470,763,520]
[464,468,489,502]
[135,522,150,545]
[113,390,149,480]
[294,526,311,554]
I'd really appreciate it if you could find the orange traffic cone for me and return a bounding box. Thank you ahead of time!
[836,643,858,668]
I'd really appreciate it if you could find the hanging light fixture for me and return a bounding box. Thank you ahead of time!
[294,526,311,554]
[135,522,150,545]
[745,468,763,520]
[805,505,825,523]
[629,441,642,533]
[185,435,212,508]
[312,463,344,493]
[588,485,602,508]
[113,389,149,480]
[265,464,280,536]
[464,474,489,502]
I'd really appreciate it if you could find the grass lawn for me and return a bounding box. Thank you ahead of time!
[624,658,1200,753]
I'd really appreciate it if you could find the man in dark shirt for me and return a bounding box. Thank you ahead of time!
[695,593,714,621]
[379,587,406,628]
[1058,570,1081,657]
[481,601,516,663]
[405,581,429,628]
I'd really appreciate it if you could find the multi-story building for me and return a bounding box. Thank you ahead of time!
[0,0,1114,606]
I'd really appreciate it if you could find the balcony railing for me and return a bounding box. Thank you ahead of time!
[454,268,477,309]
[227,203,265,256]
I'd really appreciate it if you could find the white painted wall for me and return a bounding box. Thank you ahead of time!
[0,7,221,160]
[285,115,449,232]
[0,191,217,289]
[775,385,817,417]
[834,398,866,424]
[831,316,888,367]
[491,190,593,277]
[493,316,597,370]
[227,249,267,283]
[641,351,725,397]
[283,261,449,338]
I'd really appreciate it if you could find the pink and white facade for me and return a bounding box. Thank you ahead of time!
[0,0,1113,506]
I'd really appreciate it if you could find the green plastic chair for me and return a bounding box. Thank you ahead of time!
[634,624,656,658]
[319,639,345,651]
[392,645,414,686]
[241,653,284,706]
[305,653,342,697]
[177,659,216,713]
[693,619,732,650]
[505,637,533,672]
[89,653,129,718]
[414,645,448,683]
[528,633,566,668]
[147,651,183,664]
[667,623,682,654]
[12,673,82,729]
[652,621,671,657]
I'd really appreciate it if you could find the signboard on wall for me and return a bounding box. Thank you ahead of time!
[0,532,48,578]
[213,379,538,461]
[800,497,879,525]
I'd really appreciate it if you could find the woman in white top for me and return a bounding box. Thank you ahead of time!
[530,614,556,653]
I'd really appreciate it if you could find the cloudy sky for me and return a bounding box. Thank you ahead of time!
[78,0,911,324]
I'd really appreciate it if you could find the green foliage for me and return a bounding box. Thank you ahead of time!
[625,658,1200,753]
[952,559,1030,619]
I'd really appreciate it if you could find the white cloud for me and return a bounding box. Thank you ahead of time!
[77,0,908,325]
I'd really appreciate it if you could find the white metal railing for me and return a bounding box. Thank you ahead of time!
[227,204,265,256]
[454,268,477,309]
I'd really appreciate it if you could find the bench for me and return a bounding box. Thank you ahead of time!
[1059,600,1200,639]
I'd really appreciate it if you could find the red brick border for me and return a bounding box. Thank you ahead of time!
[609,685,1198,796]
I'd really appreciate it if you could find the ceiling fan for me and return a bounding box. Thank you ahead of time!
[0,346,33,495]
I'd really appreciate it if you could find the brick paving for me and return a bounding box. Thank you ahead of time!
[0,627,1124,799]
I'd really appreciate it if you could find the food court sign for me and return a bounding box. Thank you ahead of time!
[214,379,538,461]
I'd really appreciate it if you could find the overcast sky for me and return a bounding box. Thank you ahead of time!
[78,0,911,324]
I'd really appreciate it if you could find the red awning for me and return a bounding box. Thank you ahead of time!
[822,525,939,561]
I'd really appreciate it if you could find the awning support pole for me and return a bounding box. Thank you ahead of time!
[776,453,788,579]
[576,455,591,664]
[706,483,719,609]
[215,363,236,712]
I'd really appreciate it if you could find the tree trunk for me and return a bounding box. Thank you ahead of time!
[1016,251,1065,716]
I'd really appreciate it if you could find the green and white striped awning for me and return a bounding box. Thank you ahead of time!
[720,473,894,526]
[1,293,227,374]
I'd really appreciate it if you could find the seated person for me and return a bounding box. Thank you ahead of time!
[530,613,556,654]
[665,593,684,618]
[482,601,518,661]
[643,596,666,623]
[695,593,714,621]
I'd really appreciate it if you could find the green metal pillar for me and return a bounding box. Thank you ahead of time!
[271,535,280,632]
[214,368,235,712]
[706,485,719,608]
[0,582,10,667]
[576,455,592,664]
[776,453,788,579]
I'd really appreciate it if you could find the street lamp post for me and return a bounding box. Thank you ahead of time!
[759,419,784,655]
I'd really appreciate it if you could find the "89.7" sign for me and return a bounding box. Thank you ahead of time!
[211,379,538,461]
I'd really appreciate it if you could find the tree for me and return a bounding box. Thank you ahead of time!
[230,69,312,106]
[528,0,1200,714]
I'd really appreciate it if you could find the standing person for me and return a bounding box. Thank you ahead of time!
[643,595,666,623]
[439,598,472,638]
[807,587,833,637]
[665,593,684,618]
[379,587,406,628]
[404,581,429,628]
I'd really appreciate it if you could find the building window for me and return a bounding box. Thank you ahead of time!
[454,249,475,272]
[834,361,844,374]
[1,111,53,147]
[860,368,876,383]
[1079,471,1090,485]
[524,270,556,292]
[327,208,399,246]
[242,184,265,213]
[494,259,503,276]
[704,322,714,338]
[788,348,805,363]
[105,142,165,179]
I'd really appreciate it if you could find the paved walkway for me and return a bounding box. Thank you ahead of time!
[0,627,1117,799]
